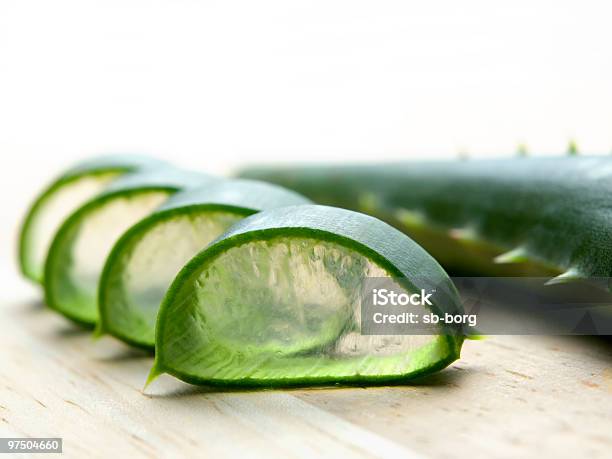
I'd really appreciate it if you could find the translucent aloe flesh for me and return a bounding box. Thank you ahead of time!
[150,205,464,387]
[44,190,172,324]
[98,211,244,346]
[239,157,612,281]
[18,155,165,284]
[98,179,311,349]
[44,169,211,325]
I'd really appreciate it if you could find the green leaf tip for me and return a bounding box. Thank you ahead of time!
[544,267,585,286]
[494,247,530,264]
[566,140,579,156]
[92,322,106,340]
[144,361,164,390]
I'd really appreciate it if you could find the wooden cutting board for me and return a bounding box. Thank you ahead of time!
[1,266,611,459]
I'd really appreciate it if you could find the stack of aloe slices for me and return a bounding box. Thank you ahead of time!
[96,179,311,349]
[19,155,466,388]
[19,155,168,284]
[44,167,214,325]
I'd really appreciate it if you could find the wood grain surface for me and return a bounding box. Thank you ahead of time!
[1,265,611,459]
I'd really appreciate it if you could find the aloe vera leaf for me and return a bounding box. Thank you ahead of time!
[18,155,166,284]
[43,168,213,326]
[97,179,311,349]
[150,205,464,387]
[239,157,612,278]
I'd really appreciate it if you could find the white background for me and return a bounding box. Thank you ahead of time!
[1,0,612,267]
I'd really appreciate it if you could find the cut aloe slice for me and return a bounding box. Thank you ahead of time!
[18,155,166,284]
[97,179,310,349]
[150,205,464,387]
[44,168,212,326]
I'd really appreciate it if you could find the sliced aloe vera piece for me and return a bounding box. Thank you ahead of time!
[150,205,464,387]
[44,168,212,326]
[97,179,310,349]
[18,155,166,284]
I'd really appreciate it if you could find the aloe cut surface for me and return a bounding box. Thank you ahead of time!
[18,155,166,284]
[150,205,464,387]
[97,179,310,349]
[239,157,612,281]
[44,168,212,326]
